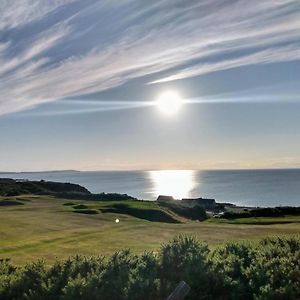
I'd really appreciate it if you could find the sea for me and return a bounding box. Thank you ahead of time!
[1,169,300,207]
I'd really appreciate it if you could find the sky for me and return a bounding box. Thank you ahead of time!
[0,0,300,171]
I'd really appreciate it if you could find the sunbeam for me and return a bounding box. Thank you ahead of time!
[12,93,300,118]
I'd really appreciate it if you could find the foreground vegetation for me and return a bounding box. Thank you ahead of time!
[1,235,299,300]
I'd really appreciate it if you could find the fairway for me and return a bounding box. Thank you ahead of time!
[1,195,300,264]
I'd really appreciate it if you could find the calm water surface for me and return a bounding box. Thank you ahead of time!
[1,169,300,207]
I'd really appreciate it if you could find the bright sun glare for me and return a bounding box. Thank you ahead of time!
[156,91,183,115]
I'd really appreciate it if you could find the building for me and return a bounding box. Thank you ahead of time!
[181,197,217,209]
[157,195,175,202]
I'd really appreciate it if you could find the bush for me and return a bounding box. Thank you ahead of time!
[211,236,300,299]
[0,236,299,300]
[158,236,214,299]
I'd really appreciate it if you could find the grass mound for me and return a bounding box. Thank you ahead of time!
[158,200,207,221]
[100,203,180,223]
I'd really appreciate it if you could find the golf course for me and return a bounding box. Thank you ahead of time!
[1,194,300,264]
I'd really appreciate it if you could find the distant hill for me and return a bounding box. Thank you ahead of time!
[0,169,80,174]
[0,178,136,201]
[0,178,90,196]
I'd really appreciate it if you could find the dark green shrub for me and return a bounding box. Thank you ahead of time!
[127,252,159,300]
[61,275,88,300]
[212,242,257,299]
[49,255,105,300]
[76,250,137,300]
[1,260,47,300]
[159,236,214,299]
[211,236,300,300]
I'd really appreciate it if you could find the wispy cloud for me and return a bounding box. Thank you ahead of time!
[150,44,300,84]
[0,0,75,30]
[1,0,300,115]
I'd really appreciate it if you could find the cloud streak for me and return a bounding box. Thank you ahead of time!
[1,0,300,115]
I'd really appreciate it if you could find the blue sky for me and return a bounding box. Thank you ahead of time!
[0,0,300,171]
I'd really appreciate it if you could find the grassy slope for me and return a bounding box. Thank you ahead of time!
[0,195,300,264]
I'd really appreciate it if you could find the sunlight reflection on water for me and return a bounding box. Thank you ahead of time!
[148,170,197,199]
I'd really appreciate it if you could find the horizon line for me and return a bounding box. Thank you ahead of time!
[1,167,300,174]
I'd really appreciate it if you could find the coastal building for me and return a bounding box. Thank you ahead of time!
[157,195,175,202]
[181,197,217,209]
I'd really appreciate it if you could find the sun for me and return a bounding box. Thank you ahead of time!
[156,91,183,116]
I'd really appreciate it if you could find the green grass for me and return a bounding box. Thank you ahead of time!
[0,195,300,264]
[207,216,300,225]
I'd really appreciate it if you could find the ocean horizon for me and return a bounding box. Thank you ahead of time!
[1,168,300,207]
